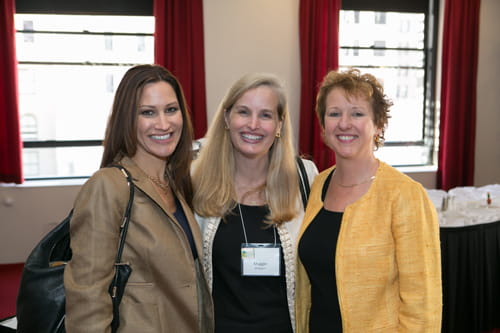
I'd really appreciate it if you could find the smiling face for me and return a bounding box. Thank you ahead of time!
[323,87,382,161]
[134,81,183,165]
[225,85,282,161]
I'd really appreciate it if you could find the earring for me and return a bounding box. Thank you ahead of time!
[374,134,384,147]
[275,132,281,138]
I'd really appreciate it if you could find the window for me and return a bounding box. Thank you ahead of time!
[353,40,359,56]
[373,40,386,56]
[374,12,386,24]
[15,14,154,179]
[354,11,360,24]
[339,0,438,167]
[20,114,38,140]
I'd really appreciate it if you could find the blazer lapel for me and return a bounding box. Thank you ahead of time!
[119,156,201,253]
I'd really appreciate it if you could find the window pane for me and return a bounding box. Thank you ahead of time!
[18,64,130,141]
[15,14,154,179]
[15,14,154,34]
[16,33,154,63]
[340,11,425,49]
[339,49,424,67]
[23,146,103,179]
[339,9,432,167]
[375,145,430,166]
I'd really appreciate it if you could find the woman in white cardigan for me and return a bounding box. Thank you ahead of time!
[192,73,318,333]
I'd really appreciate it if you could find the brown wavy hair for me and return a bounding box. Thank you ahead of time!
[315,68,392,148]
[100,64,194,204]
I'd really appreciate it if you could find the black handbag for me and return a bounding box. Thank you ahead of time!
[16,165,135,333]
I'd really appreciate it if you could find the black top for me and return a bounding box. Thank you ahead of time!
[212,204,292,333]
[298,172,343,332]
[173,198,197,259]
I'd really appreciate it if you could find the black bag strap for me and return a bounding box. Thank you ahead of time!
[296,157,310,210]
[111,165,135,264]
[107,165,135,333]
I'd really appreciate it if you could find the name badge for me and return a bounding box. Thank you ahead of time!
[241,243,281,277]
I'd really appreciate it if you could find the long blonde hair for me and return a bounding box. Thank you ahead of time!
[192,73,299,225]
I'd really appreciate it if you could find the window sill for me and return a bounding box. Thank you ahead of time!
[1,178,87,188]
[396,164,438,174]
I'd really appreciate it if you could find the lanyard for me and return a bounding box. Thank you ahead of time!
[237,203,277,246]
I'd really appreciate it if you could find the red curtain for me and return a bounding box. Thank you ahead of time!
[154,0,207,139]
[0,0,23,184]
[437,0,480,190]
[298,0,340,171]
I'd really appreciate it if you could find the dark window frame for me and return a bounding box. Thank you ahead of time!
[15,0,153,16]
[339,0,439,166]
[15,0,154,180]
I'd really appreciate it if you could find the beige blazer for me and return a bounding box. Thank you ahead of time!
[295,161,442,332]
[64,156,214,332]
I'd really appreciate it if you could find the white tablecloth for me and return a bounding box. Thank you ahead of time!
[426,185,500,227]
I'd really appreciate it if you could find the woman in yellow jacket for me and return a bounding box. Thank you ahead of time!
[295,69,442,332]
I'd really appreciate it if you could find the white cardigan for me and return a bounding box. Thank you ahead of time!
[196,158,318,332]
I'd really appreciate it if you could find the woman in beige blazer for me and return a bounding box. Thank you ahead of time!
[64,65,214,332]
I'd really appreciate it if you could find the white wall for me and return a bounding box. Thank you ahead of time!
[203,0,302,143]
[475,0,500,186]
[1,0,499,263]
[0,183,81,263]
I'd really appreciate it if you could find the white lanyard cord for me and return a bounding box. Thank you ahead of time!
[238,203,276,246]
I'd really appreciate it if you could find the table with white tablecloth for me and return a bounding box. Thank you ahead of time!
[427,185,500,333]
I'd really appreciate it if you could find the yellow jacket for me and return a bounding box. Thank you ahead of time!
[295,161,442,332]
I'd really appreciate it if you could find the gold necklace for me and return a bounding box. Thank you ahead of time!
[333,175,375,188]
[147,174,170,193]
[137,166,170,193]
